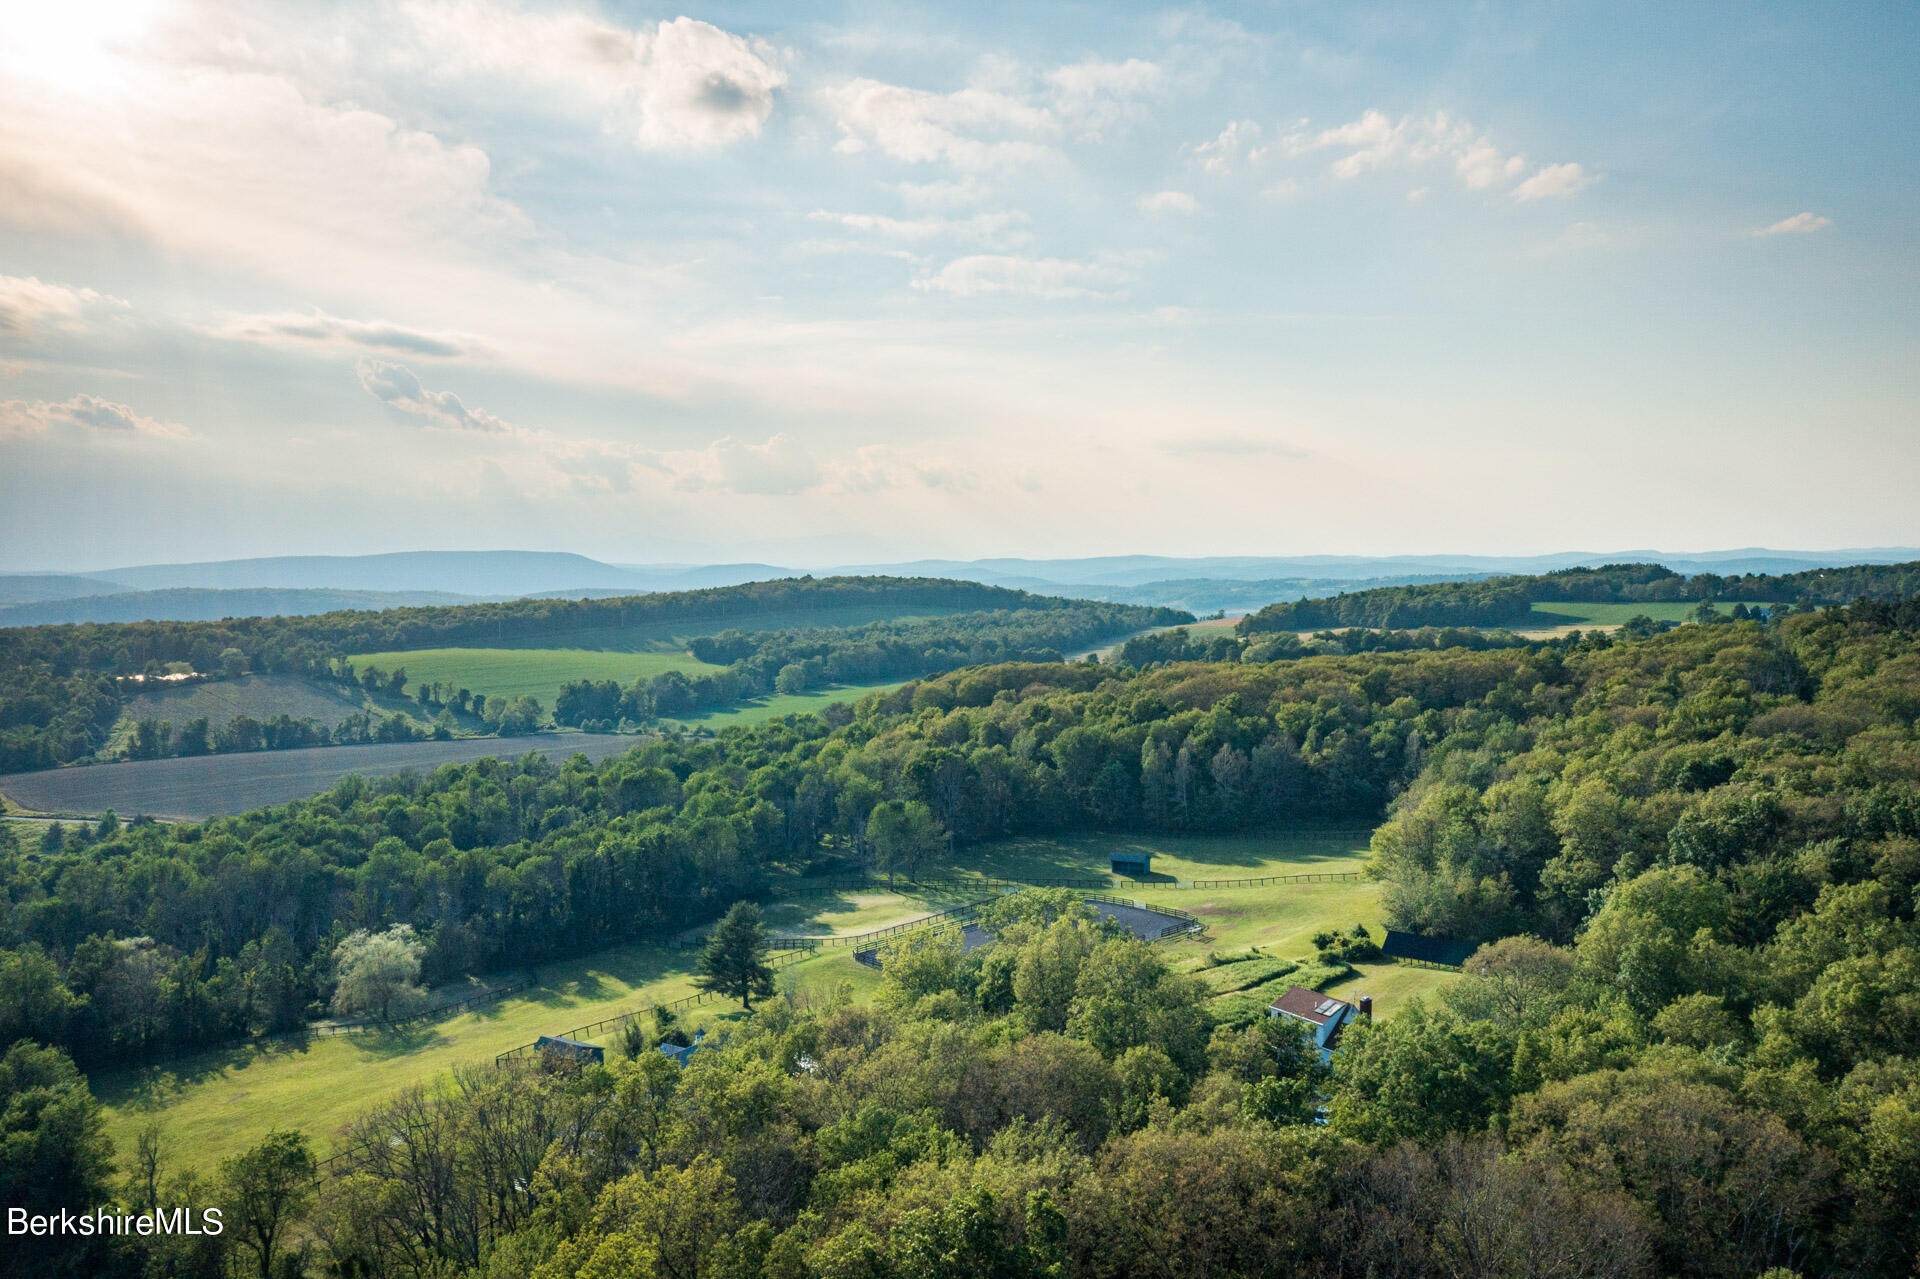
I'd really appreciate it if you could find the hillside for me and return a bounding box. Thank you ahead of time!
[1238,559,1920,634]
[0,586,484,626]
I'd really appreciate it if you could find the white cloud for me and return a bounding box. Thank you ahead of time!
[894,177,990,209]
[823,78,1056,169]
[0,394,189,439]
[221,310,482,358]
[667,434,823,496]
[0,274,122,337]
[1755,212,1832,236]
[1043,57,1165,99]
[356,358,511,433]
[806,208,1030,245]
[1195,120,1260,174]
[0,67,532,293]
[1138,190,1198,214]
[1513,161,1597,201]
[1256,110,1595,202]
[911,254,1130,300]
[394,8,785,150]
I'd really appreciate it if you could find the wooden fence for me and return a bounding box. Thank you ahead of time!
[492,948,811,1065]
[1187,871,1362,889]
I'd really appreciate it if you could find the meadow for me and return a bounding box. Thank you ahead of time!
[1522,599,1767,630]
[91,827,1456,1176]
[103,674,422,755]
[660,678,910,730]
[438,602,968,654]
[0,733,639,819]
[347,646,723,705]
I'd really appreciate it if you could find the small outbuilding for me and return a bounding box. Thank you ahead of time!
[536,1034,604,1067]
[1110,850,1153,878]
[656,1028,705,1067]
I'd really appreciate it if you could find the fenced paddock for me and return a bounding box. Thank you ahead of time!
[492,948,812,1065]
[852,893,1201,969]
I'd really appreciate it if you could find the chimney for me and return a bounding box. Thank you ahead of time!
[1359,995,1373,1020]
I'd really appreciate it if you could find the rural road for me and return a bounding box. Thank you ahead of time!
[0,732,645,821]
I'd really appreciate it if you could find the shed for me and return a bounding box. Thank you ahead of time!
[1110,850,1153,877]
[536,1034,604,1066]
[1381,930,1477,968]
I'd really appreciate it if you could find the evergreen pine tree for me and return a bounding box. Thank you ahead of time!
[698,901,775,1010]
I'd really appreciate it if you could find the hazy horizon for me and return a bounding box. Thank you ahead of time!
[3,2,1916,566]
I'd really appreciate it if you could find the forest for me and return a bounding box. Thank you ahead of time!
[2,595,1917,1276]
[0,578,1183,771]
[1237,558,1920,633]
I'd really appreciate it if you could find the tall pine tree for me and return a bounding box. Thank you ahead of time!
[698,902,775,1011]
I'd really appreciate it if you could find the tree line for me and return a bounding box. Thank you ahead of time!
[13,873,1919,1277]
[0,577,1185,771]
[1237,558,1920,633]
[4,597,1916,1078]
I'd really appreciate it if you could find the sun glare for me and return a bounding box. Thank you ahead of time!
[2,0,161,94]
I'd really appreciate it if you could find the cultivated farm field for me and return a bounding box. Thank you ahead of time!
[0,732,641,819]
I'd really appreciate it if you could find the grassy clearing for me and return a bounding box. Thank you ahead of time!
[349,647,722,707]
[1524,600,1769,630]
[93,941,867,1176]
[758,886,981,938]
[934,828,1375,885]
[458,605,969,654]
[105,675,414,756]
[97,827,1456,1176]
[662,679,911,731]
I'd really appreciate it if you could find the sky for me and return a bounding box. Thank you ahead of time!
[1,0,1915,570]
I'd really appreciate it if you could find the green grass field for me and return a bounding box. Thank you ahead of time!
[95,828,1458,1177]
[758,886,982,937]
[661,679,911,730]
[104,675,422,756]
[349,647,724,706]
[934,827,1375,885]
[1524,600,1768,629]
[459,604,966,654]
[92,941,875,1175]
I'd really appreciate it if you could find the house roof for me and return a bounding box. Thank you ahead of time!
[1269,985,1353,1026]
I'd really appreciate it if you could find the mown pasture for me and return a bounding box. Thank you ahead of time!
[347,646,724,706]
[1523,599,1768,630]
[0,733,641,819]
[415,602,969,655]
[93,828,1457,1177]
[93,944,881,1176]
[659,678,910,730]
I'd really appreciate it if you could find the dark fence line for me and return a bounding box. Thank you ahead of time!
[1187,871,1362,889]
[769,867,1364,896]
[493,948,811,1065]
[761,899,993,952]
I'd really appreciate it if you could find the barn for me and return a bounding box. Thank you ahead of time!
[1110,850,1152,877]
[536,1034,604,1066]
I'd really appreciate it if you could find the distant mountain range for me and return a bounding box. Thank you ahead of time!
[1,547,1915,627]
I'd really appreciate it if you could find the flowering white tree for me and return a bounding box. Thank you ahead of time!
[330,925,427,1022]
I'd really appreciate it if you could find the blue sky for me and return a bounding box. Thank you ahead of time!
[1,1,1914,569]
